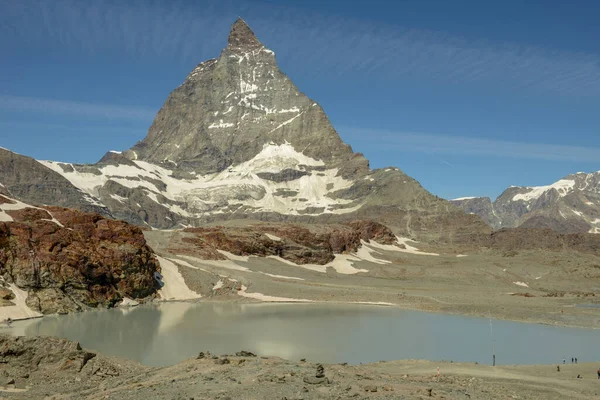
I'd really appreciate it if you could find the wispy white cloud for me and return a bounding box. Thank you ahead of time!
[341,127,600,163]
[0,95,155,121]
[1,0,599,98]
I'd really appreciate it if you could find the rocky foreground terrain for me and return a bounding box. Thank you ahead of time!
[0,334,598,400]
[0,194,160,316]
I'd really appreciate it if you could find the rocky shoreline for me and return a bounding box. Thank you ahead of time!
[0,334,597,399]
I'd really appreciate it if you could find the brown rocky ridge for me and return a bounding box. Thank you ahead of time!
[170,220,397,264]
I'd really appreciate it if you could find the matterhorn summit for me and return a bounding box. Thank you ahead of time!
[0,18,486,241]
[127,17,363,175]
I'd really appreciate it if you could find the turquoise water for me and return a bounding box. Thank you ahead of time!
[7,302,599,367]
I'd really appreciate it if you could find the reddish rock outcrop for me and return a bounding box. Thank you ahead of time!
[0,198,160,314]
[173,220,397,265]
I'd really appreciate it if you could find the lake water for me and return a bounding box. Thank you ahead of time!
[6,302,599,367]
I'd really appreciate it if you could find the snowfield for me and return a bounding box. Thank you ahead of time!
[37,142,363,219]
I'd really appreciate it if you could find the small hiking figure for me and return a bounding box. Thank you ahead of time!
[575,357,577,364]
[557,365,560,372]
[571,358,574,363]
[5,318,11,327]
[577,374,582,379]
[563,358,566,364]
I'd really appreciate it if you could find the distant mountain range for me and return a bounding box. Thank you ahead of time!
[0,18,486,242]
[451,172,600,234]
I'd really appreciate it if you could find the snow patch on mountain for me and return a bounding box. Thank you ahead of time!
[512,179,575,202]
[37,142,361,219]
[156,257,201,301]
[452,196,478,201]
[208,120,235,129]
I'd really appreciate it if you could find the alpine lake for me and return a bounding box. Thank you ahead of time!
[7,302,599,367]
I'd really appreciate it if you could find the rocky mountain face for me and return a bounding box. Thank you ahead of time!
[0,148,110,216]
[0,19,488,242]
[451,172,600,234]
[0,194,160,314]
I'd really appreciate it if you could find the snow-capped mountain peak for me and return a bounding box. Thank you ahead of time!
[452,171,600,234]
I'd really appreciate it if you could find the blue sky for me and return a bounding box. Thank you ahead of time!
[1,0,599,200]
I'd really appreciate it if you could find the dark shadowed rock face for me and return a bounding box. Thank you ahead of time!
[168,220,397,265]
[451,171,600,234]
[0,195,160,314]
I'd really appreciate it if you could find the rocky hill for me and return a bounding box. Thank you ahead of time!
[169,220,397,265]
[0,194,160,315]
[452,171,600,234]
[0,19,487,243]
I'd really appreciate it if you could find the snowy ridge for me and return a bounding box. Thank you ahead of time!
[512,179,576,202]
[37,142,362,219]
[453,170,600,233]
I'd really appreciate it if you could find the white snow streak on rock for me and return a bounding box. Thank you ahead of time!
[0,284,42,321]
[368,237,439,256]
[268,112,304,133]
[572,209,584,217]
[212,280,224,290]
[259,272,304,281]
[208,120,235,129]
[513,281,529,288]
[452,197,477,201]
[237,285,313,303]
[119,298,139,307]
[0,196,63,227]
[166,258,212,274]
[0,210,12,222]
[355,241,391,264]
[177,255,250,272]
[156,256,201,300]
[110,194,128,203]
[264,233,282,241]
[217,250,250,262]
[264,254,368,275]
